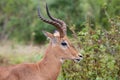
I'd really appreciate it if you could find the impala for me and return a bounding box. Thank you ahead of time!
[0,4,82,80]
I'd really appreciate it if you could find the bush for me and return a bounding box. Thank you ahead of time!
[61,17,120,80]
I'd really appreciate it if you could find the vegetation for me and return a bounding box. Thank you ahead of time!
[62,17,120,80]
[0,0,119,43]
[0,0,120,80]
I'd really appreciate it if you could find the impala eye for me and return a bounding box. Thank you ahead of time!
[61,42,67,46]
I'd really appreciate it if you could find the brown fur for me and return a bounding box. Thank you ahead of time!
[0,35,82,80]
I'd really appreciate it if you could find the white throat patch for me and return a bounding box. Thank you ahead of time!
[60,59,64,63]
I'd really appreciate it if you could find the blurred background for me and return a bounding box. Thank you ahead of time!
[0,0,120,80]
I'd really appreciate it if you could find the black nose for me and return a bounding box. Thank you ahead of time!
[79,55,83,58]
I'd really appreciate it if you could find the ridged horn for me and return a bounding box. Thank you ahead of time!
[38,7,65,38]
[46,4,67,35]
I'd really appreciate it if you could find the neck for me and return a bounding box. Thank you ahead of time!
[37,45,62,80]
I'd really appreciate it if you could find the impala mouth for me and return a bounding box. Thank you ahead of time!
[73,57,83,63]
[74,59,81,63]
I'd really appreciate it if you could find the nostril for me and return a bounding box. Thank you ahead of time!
[79,55,82,58]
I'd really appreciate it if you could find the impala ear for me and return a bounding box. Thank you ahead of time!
[43,31,57,44]
[43,31,54,39]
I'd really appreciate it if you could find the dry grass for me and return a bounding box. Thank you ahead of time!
[0,42,45,55]
[0,41,47,66]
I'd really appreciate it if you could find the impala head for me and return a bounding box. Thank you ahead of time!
[38,4,83,62]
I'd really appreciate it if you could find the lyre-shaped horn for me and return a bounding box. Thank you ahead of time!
[38,4,67,38]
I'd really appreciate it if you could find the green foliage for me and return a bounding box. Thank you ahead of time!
[0,0,120,79]
[0,0,36,42]
[0,0,120,43]
[61,17,120,80]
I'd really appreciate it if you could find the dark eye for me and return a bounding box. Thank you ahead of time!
[61,42,67,46]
